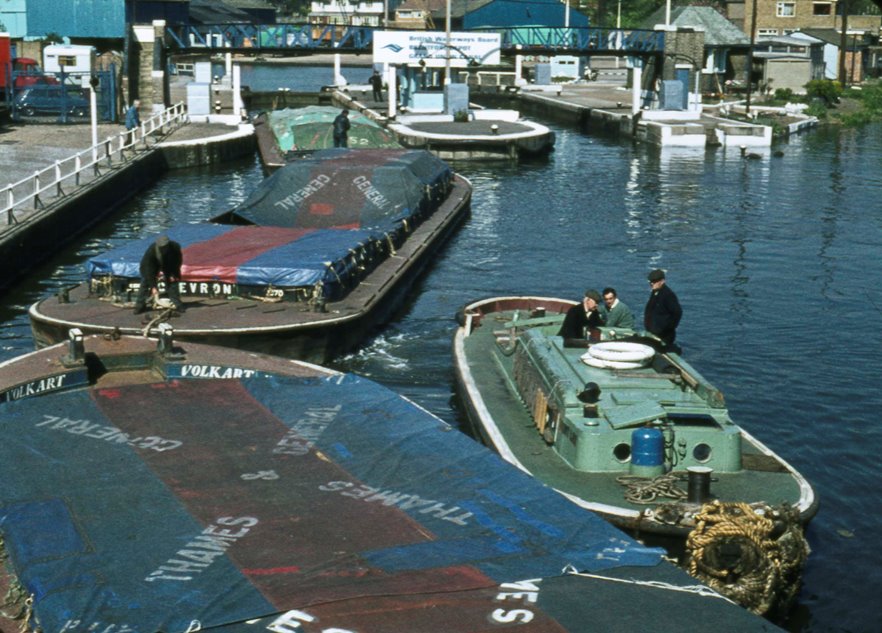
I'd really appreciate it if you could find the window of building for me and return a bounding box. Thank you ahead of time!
[812,2,832,15]
[758,28,779,35]
[776,2,796,16]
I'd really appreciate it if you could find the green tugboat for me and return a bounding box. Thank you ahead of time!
[453,295,819,617]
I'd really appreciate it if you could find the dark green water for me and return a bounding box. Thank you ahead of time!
[2,120,880,632]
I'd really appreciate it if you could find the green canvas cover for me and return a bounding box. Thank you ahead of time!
[268,106,401,153]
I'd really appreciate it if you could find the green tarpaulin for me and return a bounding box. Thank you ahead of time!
[268,106,401,153]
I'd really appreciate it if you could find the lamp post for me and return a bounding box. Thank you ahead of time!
[444,0,451,85]
[615,0,622,68]
[89,75,99,163]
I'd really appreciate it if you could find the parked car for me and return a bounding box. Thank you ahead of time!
[13,85,89,117]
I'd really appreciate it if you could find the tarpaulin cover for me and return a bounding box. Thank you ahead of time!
[268,106,402,153]
[0,372,664,633]
[87,224,386,298]
[229,148,453,231]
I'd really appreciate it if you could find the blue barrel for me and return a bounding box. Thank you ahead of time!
[630,427,665,477]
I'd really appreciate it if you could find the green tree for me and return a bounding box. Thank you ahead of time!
[805,79,843,105]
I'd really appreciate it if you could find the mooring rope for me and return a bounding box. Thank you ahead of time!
[561,564,736,603]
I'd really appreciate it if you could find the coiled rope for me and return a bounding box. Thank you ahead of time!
[616,473,688,504]
[685,500,810,616]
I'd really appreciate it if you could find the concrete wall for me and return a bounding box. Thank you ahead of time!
[763,58,813,92]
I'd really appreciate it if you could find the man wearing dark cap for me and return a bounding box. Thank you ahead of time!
[369,69,384,102]
[644,269,682,346]
[133,235,183,315]
[333,108,350,148]
[558,289,604,340]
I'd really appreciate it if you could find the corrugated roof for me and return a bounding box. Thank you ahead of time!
[225,0,277,10]
[642,6,749,46]
[189,0,254,23]
[791,28,844,45]
[422,0,514,20]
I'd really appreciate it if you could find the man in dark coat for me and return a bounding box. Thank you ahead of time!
[558,289,604,339]
[369,70,383,102]
[644,269,682,346]
[133,235,183,314]
[333,109,350,148]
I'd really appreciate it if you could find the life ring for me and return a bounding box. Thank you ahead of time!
[588,342,655,363]
[580,353,647,370]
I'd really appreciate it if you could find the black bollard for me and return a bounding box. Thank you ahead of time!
[687,466,713,503]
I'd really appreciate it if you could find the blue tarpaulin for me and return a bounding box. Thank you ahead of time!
[0,371,663,633]
[87,224,387,299]
[86,149,456,302]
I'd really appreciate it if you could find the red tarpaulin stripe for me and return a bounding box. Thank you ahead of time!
[180,226,314,283]
[90,380,499,609]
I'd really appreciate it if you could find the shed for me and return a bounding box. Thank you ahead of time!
[791,28,869,82]
[641,6,750,93]
[753,35,825,93]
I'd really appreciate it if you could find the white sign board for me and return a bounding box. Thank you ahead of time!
[373,31,501,68]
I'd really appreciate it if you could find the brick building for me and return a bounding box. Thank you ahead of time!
[725,0,880,38]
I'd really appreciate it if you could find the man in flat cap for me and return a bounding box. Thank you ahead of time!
[644,269,682,346]
[558,289,604,340]
[133,235,183,315]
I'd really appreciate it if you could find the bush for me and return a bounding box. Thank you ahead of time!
[453,109,470,123]
[773,88,795,102]
[805,101,828,119]
[838,110,874,126]
[805,79,842,105]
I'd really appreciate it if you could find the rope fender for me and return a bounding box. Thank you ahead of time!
[685,500,809,617]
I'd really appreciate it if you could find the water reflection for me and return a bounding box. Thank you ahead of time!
[1,117,882,632]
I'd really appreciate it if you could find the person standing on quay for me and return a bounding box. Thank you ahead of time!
[333,108,350,148]
[125,99,141,142]
[644,269,682,347]
[369,70,384,102]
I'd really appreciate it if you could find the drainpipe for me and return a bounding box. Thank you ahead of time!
[745,0,758,114]
[838,0,850,85]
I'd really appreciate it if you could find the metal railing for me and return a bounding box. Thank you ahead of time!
[2,103,189,225]
[165,23,666,56]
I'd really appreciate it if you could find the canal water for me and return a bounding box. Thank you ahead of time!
[1,114,880,632]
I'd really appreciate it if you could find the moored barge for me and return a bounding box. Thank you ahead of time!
[29,148,470,363]
[453,295,819,616]
[0,331,780,632]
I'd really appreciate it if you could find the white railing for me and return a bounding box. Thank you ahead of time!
[2,103,189,225]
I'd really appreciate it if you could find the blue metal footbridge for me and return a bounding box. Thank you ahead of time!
[165,24,665,57]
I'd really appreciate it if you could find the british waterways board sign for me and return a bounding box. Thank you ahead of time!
[0,372,666,632]
[373,30,502,67]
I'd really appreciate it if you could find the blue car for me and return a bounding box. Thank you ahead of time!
[14,85,90,118]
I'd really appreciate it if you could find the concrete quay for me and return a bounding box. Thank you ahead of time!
[0,116,254,293]
[490,82,817,148]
